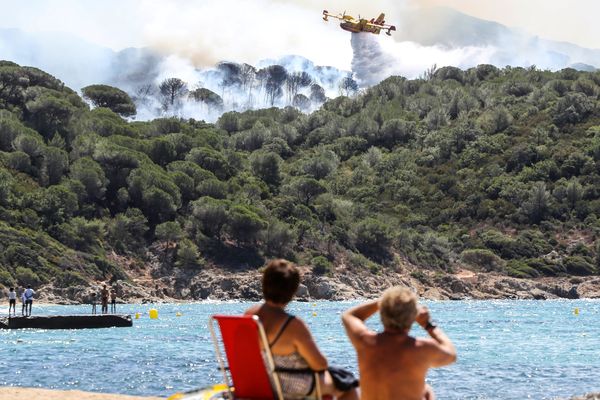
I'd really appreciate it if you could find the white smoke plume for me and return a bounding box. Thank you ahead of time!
[351,33,496,87]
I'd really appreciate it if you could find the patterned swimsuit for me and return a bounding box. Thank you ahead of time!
[267,315,316,398]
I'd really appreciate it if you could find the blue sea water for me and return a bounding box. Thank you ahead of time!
[0,300,598,399]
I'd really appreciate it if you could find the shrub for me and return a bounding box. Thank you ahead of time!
[354,218,393,260]
[263,221,296,257]
[525,258,565,276]
[6,151,31,173]
[562,256,596,275]
[56,270,87,287]
[504,81,533,97]
[348,252,380,274]
[474,64,500,80]
[480,229,549,259]
[15,266,42,286]
[93,257,127,281]
[516,230,553,257]
[554,93,595,126]
[226,204,267,244]
[460,249,503,271]
[410,270,429,284]
[506,260,540,278]
[176,239,203,268]
[312,256,332,275]
[434,66,465,83]
[477,107,513,134]
[0,269,15,287]
[81,84,136,117]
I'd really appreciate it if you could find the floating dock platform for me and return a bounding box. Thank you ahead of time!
[0,314,133,329]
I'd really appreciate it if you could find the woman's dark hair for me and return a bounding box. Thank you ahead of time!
[262,259,300,304]
[9,288,14,291]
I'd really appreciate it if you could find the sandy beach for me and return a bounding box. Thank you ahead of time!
[0,387,162,400]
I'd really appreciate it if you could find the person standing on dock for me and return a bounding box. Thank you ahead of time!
[20,288,26,316]
[101,285,109,314]
[24,286,35,316]
[8,287,17,316]
[90,292,97,314]
[110,288,117,313]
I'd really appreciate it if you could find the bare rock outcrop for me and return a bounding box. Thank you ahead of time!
[25,261,600,304]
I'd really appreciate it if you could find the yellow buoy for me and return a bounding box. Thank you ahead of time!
[573,308,580,316]
[149,308,159,319]
[176,312,182,317]
[312,312,317,317]
[312,303,317,307]
[135,312,141,319]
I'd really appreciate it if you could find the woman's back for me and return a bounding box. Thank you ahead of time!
[245,303,317,397]
[245,259,358,400]
[245,304,302,356]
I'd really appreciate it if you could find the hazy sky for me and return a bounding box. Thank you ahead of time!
[419,0,599,49]
[0,0,597,70]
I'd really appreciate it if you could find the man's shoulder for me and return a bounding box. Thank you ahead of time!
[351,330,378,347]
[415,336,437,345]
[413,337,445,355]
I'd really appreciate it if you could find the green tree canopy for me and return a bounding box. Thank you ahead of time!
[81,84,136,117]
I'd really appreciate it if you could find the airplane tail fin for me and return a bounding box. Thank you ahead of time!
[375,13,385,24]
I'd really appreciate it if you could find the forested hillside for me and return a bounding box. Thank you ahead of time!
[1,60,599,295]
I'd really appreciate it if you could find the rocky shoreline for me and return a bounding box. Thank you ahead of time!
[34,265,600,305]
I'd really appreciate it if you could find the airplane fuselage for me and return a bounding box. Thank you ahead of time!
[340,21,381,34]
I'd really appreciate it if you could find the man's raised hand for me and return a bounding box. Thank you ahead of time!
[415,305,430,328]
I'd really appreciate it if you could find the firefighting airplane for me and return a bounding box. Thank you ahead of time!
[322,10,396,36]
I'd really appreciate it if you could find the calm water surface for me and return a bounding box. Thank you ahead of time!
[0,300,598,399]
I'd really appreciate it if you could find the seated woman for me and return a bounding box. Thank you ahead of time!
[245,259,358,400]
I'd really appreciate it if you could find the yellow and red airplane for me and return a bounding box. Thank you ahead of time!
[322,10,396,36]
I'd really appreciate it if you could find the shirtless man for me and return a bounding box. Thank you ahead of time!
[90,292,97,315]
[110,289,117,313]
[342,286,457,400]
[100,285,109,314]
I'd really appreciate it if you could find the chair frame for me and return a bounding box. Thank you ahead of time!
[209,315,323,400]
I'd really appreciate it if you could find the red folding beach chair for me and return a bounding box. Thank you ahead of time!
[209,314,323,400]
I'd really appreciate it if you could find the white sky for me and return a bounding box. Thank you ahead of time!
[0,0,597,71]
[418,0,599,49]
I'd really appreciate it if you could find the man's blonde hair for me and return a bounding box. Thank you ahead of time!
[379,286,418,332]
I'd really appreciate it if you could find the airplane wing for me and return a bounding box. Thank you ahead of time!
[365,21,396,35]
[322,10,344,21]
[365,22,395,30]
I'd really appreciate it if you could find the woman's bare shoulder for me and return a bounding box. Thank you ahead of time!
[287,316,313,336]
[244,304,261,315]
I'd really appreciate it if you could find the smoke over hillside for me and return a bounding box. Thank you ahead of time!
[350,7,600,89]
[0,28,352,121]
[127,54,351,121]
[351,33,496,87]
